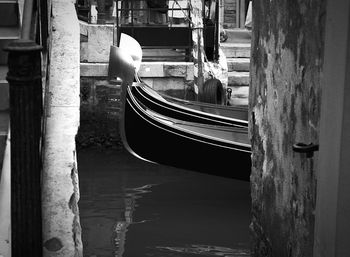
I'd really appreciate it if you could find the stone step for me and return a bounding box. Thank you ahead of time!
[224,28,251,44]
[228,71,250,86]
[80,62,194,80]
[227,85,249,107]
[221,42,251,58]
[227,58,250,72]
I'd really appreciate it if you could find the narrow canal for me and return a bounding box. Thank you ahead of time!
[78,147,251,257]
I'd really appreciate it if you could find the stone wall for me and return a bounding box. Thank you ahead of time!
[78,77,122,148]
[80,22,114,63]
[249,0,326,256]
[79,21,195,97]
[78,61,195,148]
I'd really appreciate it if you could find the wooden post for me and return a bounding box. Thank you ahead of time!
[5,39,43,257]
[239,0,246,28]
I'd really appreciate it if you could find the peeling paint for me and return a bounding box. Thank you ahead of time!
[249,0,325,256]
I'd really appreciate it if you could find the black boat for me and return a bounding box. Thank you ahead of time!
[131,82,248,128]
[108,36,251,180]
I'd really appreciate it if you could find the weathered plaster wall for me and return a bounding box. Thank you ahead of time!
[249,1,326,256]
[42,1,83,256]
[80,22,114,63]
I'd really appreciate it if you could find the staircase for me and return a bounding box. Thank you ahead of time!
[0,0,21,166]
[221,28,251,106]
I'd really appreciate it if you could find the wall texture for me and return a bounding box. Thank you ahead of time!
[78,62,195,148]
[42,1,83,256]
[249,1,326,256]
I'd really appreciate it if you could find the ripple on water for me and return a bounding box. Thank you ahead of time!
[78,148,251,257]
[151,244,251,257]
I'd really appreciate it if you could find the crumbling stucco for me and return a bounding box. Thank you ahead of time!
[249,1,326,256]
[42,1,83,256]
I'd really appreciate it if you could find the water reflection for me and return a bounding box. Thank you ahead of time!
[155,245,250,256]
[114,184,158,257]
[78,148,251,257]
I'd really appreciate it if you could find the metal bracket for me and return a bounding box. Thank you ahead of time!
[293,142,319,158]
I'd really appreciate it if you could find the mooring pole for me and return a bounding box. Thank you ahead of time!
[5,39,43,257]
[197,28,204,101]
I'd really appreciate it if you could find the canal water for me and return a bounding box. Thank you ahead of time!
[78,148,251,257]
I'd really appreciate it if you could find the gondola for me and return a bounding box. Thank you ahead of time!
[143,85,248,121]
[131,82,248,128]
[108,34,251,180]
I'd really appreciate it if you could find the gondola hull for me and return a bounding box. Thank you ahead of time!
[131,83,248,128]
[122,85,251,180]
[109,44,251,180]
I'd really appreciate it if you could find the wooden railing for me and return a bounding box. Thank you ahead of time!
[116,0,193,61]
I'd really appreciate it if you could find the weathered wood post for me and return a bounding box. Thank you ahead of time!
[5,39,43,256]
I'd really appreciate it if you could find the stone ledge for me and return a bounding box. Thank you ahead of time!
[228,97,248,107]
[227,81,249,107]
[227,58,250,72]
[227,85,248,106]
[228,71,250,86]
[81,62,194,80]
[221,42,251,58]
[139,62,194,80]
[228,84,249,98]
[79,20,89,37]
[224,28,251,44]
[80,63,109,77]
